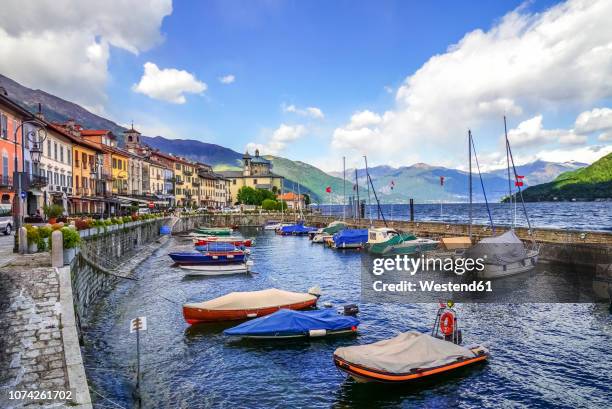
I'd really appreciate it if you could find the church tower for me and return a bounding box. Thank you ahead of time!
[124,122,142,151]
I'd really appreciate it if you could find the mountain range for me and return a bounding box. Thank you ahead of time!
[0,73,592,203]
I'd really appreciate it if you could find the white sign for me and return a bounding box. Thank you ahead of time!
[130,316,147,333]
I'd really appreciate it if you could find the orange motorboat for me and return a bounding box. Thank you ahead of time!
[333,302,489,383]
[182,287,320,324]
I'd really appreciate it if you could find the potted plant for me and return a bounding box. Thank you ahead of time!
[61,227,81,265]
[38,226,52,250]
[25,225,39,253]
[43,204,64,224]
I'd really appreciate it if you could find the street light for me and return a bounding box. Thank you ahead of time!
[13,119,46,253]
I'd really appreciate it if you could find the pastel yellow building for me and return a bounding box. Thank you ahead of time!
[220,150,283,204]
[173,157,196,207]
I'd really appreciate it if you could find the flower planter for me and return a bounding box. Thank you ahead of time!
[63,248,76,265]
[27,242,38,253]
[49,217,57,224]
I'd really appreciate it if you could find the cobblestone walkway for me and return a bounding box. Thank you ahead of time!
[0,254,69,408]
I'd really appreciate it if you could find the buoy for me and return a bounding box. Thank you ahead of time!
[440,311,454,336]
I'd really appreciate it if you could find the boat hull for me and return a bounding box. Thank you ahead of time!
[180,263,249,275]
[182,299,318,324]
[236,328,357,339]
[169,252,246,265]
[368,240,439,256]
[333,348,489,383]
[193,238,253,247]
[476,250,539,278]
[195,228,232,236]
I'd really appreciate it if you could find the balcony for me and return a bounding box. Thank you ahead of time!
[183,170,193,176]
[0,174,12,187]
[192,181,200,187]
[176,179,184,186]
[76,187,90,196]
[29,175,48,188]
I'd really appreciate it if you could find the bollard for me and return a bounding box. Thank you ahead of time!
[409,199,414,222]
[51,230,64,267]
[18,227,28,254]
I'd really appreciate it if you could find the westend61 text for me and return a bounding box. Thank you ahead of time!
[372,280,493,293]
[371,255,485,276]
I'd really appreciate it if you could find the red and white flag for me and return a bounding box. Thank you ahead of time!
[515,175,524,187]
[325,186,331,193]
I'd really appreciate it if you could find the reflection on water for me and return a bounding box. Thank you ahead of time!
[82,229,612,408]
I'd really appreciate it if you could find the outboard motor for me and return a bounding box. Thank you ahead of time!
[343,304,359,316]
[432,301,462,345]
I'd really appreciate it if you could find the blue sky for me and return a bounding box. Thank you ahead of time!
[0,0,610,171]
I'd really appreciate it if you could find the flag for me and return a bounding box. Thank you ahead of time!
[325,186,331,193]
[440,176,445,186]
[390,180,395,190]
[515,175,524,187]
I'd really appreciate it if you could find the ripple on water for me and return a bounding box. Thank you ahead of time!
[82,230,612,408]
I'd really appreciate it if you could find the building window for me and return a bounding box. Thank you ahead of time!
[47,140,51,157]
[253,179,257,185]
[175,163,180,170]
[61,174,66,186]
[2,153,8,182]
[112,158,117,169]
[0,114,7,139]
[233,179,236,185]
[118,160,122,170]
[54,143,58,160]
[67,150,72,165]
[60,146,64,163]
[82,152,87,168]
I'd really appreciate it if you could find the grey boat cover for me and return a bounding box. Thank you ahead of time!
[334,331,477,373]
[465,230,527,264]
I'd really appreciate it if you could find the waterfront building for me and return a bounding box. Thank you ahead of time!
[196,164,230,208]
[173,157,196,208]
[39,124,74,210]
[219,149,283,204]
[0,91,30,215]
[277,191,305,210]
[70,133,104,215]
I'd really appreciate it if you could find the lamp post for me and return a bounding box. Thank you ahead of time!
[13,119,46,252]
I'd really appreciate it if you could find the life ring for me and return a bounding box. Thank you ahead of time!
[440,311,454,336]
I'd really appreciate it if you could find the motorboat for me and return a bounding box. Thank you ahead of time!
[279,223,318,236]
[182,287,321,324]
[264,221,291,231]
[366,227,439,255]
[332,229,368,249]
[466,230,539,278]
[224,308,359,339]
[192,237,254,247]
[333,302,489,383]
[195,227,233,236]
[180,260,254,276]
[309,221,347,240]
[169,242,246,265]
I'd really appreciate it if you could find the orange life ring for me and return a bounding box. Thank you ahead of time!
[440,311,454,336]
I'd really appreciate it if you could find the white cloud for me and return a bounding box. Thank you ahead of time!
[574,107,612,134]
[247,124,307,155]
[598,132,612,142]
[0,0,171,108]
[384,86,394,94]
[507,115,585,147]
[282,104,324,119]
[132,62,207,104]
[219,74,235,84]
[331,0,612,165]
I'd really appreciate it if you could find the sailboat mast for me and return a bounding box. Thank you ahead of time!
[364,156,372,222]
[504,116,513,228]
[281,178,284,222]
[355,169,360,220]
[343,156,346,221]
[468,129,473,240]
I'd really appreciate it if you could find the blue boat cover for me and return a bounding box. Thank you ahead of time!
[195,242,237,252]
[333,229,368,246]
[280,224,318,234]
[224,309,359,336]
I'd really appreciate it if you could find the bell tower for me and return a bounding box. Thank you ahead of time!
[124,122,142,151]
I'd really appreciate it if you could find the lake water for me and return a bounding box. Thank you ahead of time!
[82,230,612,408]
[314,202,611,232]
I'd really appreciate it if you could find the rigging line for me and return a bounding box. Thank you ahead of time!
[367,173,387,227]
[470,135,495,233]
[89,386,128,409]
[505,137,535,243]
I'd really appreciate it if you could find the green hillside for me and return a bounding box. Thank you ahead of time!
[266,156,347,204]
[518,153,612,201]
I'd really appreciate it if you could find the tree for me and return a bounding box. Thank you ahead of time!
[261,199,278,211]
[236,186,258,205]
[276,200,288,211]
[302,193,311,206]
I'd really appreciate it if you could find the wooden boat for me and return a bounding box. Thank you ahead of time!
[182,287,321,324]
[224,309,359,339]
[333,302,489,383]
[195,227,233,236]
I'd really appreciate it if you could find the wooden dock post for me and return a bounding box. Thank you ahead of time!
[409,199,414,222]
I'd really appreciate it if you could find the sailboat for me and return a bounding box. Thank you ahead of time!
[467,118,539,278]
[366,227,439,256]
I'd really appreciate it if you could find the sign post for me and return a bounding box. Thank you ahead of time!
[130,316,147,403]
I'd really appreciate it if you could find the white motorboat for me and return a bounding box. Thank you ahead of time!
[180,260,254,276]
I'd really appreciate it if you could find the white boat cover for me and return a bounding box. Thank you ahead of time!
[334,331,477,373]
[185,289,317,311]
[466,230,527,264]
